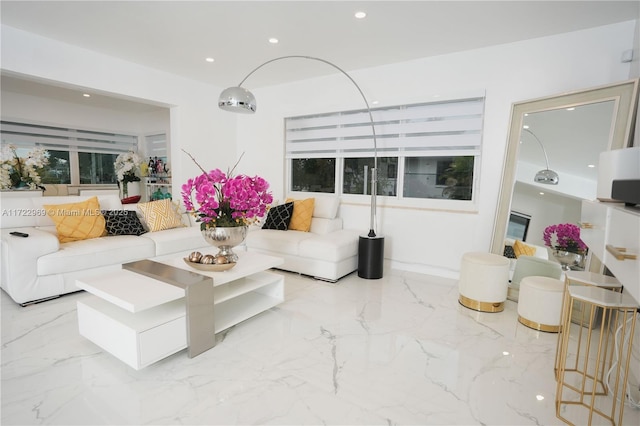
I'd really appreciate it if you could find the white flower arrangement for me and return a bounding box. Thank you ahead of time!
[114,151,142,183]
[0,144,49,190]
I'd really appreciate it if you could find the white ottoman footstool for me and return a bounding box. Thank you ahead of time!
[458,252,510,313]
[518,276,564,332]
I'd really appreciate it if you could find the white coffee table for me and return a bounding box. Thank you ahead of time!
[76,251,284,370]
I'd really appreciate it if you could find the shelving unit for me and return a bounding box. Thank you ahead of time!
[143,176,172,201]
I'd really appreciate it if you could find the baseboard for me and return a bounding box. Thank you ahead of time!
[389,260,460,280]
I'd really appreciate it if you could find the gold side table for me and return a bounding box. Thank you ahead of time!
[554,271,622,380]
[555,286,638,426]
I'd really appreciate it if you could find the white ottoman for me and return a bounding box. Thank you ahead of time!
[458,252,510,313]
[518,276,564,332]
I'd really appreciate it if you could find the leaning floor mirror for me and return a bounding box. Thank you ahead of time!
[491,79,639,266]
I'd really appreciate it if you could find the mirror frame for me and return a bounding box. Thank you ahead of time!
[490,78,640,254]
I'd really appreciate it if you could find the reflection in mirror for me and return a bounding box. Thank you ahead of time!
[491,79,639,256]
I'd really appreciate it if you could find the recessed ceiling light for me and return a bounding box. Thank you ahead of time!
[83,93,90,98]
[205,57,215,63]
[502,351,510,356]
[539,192,545,195]
[588,164,596,168]
[566,107,575,111]
[355,11,367,19]
[523,125,529,129]
[536,395,545,401]
[371,100,379,105]
[268,38,279,44]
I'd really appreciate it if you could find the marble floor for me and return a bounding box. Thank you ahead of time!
[2,266,639,425]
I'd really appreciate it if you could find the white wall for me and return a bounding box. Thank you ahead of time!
[235,21,637,277]
[1,21,637,277]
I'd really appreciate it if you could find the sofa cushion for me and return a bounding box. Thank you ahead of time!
[286,197,314,232]
[102,210,147,236]
[141,225,207,256]
[37,235,155,275]
[246,229,315,256]
[298,230,359,262]
[0,197,38,228]
[513,239,536,258]
[32,194,122,227]
[137,199,185,232]
[43,196,106,243]
[309,217,343,235]
[311,195,340,219]
[262,202,294,231]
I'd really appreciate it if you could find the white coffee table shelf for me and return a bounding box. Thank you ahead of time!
[76,251,284,370]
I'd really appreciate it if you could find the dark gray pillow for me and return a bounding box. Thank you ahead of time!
[262,202,294,231]
[102,210,147,236]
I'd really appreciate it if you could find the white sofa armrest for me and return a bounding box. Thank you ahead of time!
[1,228,60,304]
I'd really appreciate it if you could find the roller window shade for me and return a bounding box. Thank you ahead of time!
[1,121,138,154]
[286,97,484,159]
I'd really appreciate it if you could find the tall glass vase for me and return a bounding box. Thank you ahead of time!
[119,181,128,200]
[201,226,248,263]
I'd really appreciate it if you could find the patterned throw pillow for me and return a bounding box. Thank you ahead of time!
[513,240,536,258]
[137,199,185,232]
[285,197,315,232]
[503,245,517,259]
[262,202,294,230]
[43,196,106,243]
[102,210,147,236]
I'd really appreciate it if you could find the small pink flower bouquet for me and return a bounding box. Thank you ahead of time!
[543,223,587,253]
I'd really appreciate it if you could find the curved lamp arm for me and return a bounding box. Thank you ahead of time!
[522,128,551,170]
[219,55,379,237]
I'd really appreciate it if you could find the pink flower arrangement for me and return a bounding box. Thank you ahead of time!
[182,167,272,230]
[543,223,587,253]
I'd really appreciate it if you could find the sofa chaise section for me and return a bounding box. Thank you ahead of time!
[245,195,359,282]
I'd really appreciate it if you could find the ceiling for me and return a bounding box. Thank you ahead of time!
[1,1,638,91]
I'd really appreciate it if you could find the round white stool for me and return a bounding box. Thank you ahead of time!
[517,276,564,332]
[458,252,510,313]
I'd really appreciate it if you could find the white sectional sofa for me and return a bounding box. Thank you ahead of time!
[0,192,207,305]
[245,195,360,282]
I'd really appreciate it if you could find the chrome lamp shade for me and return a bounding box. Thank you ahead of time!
[534,169,560,185]
[218,86,257,113]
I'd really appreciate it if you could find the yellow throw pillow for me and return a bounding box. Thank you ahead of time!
[285,197,315,232]
[513,240,536,258]
[137,199,184,232]
[44,196,106,243]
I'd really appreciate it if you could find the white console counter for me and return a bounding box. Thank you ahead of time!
[581,200,640,303]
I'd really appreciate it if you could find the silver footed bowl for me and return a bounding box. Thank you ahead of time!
[201,226,248,263]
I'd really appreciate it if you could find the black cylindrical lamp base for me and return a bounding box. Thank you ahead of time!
[358,235,384,279]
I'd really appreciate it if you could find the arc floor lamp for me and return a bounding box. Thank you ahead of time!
[218,55,384,279]
[522,128,559,185]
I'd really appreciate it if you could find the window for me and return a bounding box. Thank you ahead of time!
[79,152,118,184]
[404,156,474,200]
[39,150,71,184]
[507,211,531,241]
[1,121,138,186]
[285,96,484,204]
[291,158,335,193]
[343,157,398,196]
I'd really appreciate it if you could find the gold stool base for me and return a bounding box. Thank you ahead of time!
[518,315,560,333]
[459,295,504,313]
